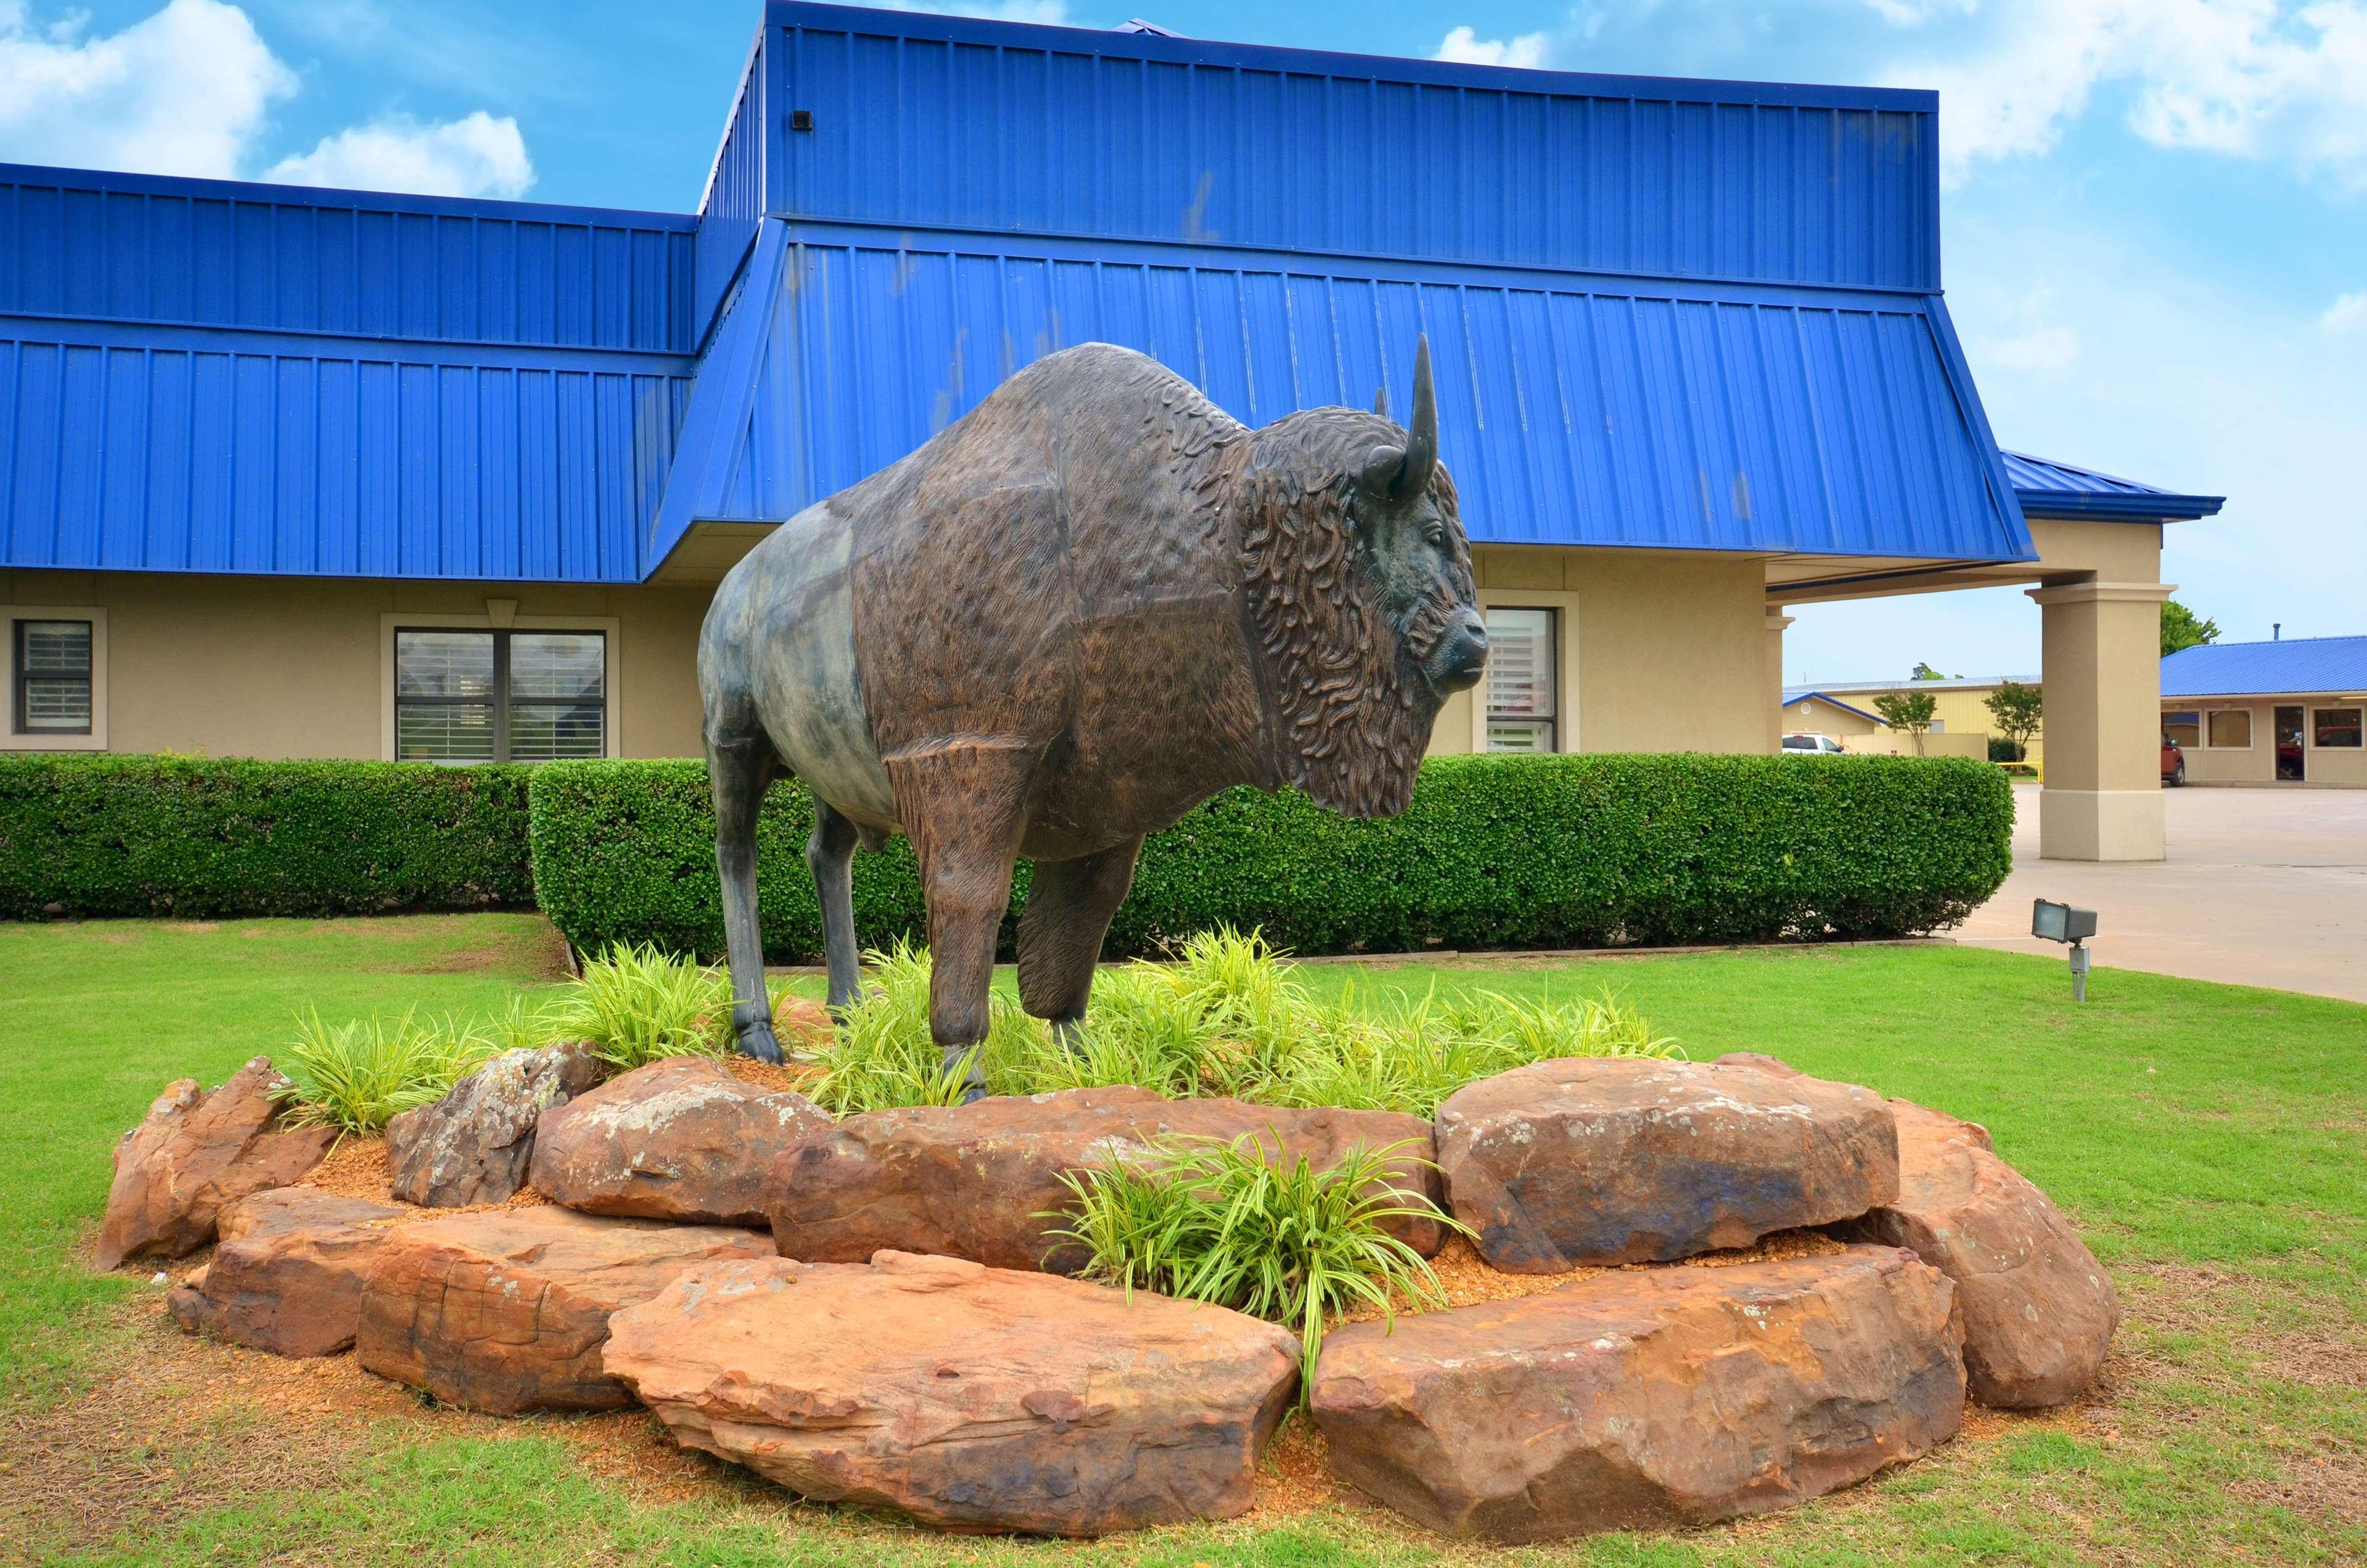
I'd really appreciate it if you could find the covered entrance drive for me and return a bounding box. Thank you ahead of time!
[1767,454,2225,862]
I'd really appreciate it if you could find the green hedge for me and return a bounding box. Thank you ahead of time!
[527,753,2013,963]
[0,755,534,919]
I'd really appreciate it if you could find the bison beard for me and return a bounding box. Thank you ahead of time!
[1236,409,1474,818]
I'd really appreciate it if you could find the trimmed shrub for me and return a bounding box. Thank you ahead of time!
[0,754,532,919]
[527,752,2013,962]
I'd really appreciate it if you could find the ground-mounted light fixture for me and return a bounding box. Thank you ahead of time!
[2031,898,2098,1001]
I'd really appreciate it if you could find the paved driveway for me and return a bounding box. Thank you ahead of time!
[1956,784,2367,1004]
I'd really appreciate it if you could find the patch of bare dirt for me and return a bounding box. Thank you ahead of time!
[364,914,572,979]
[720,1055,821,1097]
[2231,1440,2367,1526]
[287,1134,547,1219]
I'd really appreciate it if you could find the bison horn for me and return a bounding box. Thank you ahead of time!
[1360,335,1438,502]
[1371,384,1389,417]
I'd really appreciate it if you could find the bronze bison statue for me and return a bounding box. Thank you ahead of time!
[699,337,1485,1091]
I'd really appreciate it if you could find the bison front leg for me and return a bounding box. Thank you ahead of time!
[885,740,1037,1104]
[1018,837,1144,1056]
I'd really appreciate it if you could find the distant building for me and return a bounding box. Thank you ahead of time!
[1778,676,2040,761]
[2161,636,2366,787]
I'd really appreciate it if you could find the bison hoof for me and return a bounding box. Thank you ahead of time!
[736,1022,786,1065]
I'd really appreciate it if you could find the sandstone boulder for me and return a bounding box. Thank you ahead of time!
[385,1041,599,1208]
[1311,1245,1965,1542]
[96,1059,335,1269]
[769,1086,1443,1270]
[355,1207,770,1413]
[773,993,835,1049]
[1435,1056,1898,1270]
[603,1250,1300,1536]
[1839,1099,2115,1408]
[530,1056,831,1225]
[167,1187,403,1357]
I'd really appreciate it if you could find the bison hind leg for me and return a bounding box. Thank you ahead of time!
[1017,837,1146,1059]
[705,720,784,1065]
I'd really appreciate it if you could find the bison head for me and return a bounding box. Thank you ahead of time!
[1235,336,1485,819]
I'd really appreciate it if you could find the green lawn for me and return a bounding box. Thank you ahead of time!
[2,916,2362,1566]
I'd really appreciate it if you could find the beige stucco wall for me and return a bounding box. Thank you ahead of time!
[1436,544,1770,757]
[2164,700,2367,787]
[3,569,713,760]
[12,543,1777,766]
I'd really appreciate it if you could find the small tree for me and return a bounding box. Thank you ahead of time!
[1985,679,2043,761]
[1910,662,1955,681]
[1873,689,1939,755]
[2161,599,2220,657]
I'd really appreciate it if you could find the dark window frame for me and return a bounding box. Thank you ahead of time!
[1483,604,1559,755]
[14,617,94,737]
[2313,706,2363,749]
[393,627,608,764]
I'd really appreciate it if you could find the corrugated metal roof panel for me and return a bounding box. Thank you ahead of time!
[753,2,1938,292]
[2160,638,2367,699]
[652,219,2028,564]
[0,165,700,355]
[2003,448,2223,521]
[694,23,769,346]
[1,319,691,581]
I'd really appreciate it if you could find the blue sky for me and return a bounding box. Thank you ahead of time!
[4,0,2361,681]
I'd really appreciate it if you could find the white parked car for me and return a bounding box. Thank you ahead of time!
[1781,732,1846,755]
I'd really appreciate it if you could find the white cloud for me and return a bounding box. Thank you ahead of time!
[2322,289,2367,332]
[264,111,533,199]
[1876,0,2367,187]
[1434,25,1555,69]
[0,1,538,200]
[0,0,294,178]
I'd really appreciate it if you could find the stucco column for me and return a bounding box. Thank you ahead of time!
[1764,609,1795,753]
[2025,580,2175,861]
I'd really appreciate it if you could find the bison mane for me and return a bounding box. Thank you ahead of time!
[1234,407,1475,819]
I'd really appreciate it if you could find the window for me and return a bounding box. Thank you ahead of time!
[14,619,92,735]
[2315,707,2363,749]
[2162,710,2201,749]
[1483,607,1556,752]
[2207,710,2252,749]
[395,629,605,763]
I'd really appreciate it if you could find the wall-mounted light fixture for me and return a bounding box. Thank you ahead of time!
[2030,898,2098,1001]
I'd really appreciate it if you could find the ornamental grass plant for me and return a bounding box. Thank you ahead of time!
[1051,1135,1466,1383]
[541,941,734,1072]
[276,1008,503,1134]
[797,926,1681,1118]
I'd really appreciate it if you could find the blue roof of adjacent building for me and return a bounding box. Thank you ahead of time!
[2161,636,2367,699]
[2004,450,2225,522]
[0,2,2214,586]
[1779,688,1885,723]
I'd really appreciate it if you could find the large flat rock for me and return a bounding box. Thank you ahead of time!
[1840,1099,2118,1408]
[769,1086,1443,1271]
[530,1056,831,1226]
[97,1059,335,1270]
[355,1207,771,1413]
[1435,1056,1898,1270]
[1311,1245,1965,1542]
[168,1187,404,1357]
[602,1250,1300,1537]
[385,1041,599,1209]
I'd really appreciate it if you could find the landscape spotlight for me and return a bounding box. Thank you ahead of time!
[2030,898,2097,1001]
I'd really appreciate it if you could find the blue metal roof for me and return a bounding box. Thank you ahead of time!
[2161,637,2367,699]
[2,164,697,582]
[7,2,2041,585]
[651,216,2028,565]
[2004,449,2224,522]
